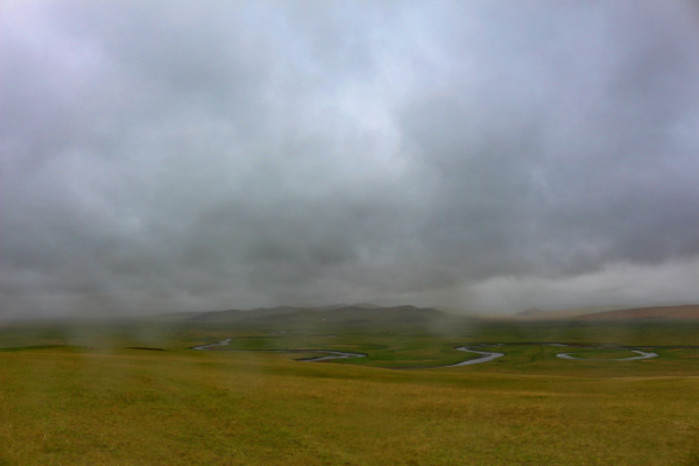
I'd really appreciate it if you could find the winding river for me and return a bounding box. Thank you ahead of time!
[556,348,658,361]
[192,338,232,350]
[192,339,366,361]
[192,339,659,367]
[449,347,505,366]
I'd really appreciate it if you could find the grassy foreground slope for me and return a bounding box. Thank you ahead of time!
[1,318,698,465]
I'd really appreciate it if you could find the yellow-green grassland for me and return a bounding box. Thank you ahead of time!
[1,318,698,465]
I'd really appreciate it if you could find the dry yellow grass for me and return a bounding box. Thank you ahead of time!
[1,346,698,465]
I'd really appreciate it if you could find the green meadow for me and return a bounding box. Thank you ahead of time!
[1,319,698,465]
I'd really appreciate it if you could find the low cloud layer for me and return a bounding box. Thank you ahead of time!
[2,1,699,317]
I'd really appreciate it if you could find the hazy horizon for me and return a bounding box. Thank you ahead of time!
[2,1,699,319]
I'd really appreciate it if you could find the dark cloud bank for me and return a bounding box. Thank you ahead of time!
[2,1,699,318]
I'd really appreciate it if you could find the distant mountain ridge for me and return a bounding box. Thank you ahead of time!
[514,306,626,320]
[155,302,699,325]
[514,304,699,321]
[575,304,699,321]
[187,303,452,326]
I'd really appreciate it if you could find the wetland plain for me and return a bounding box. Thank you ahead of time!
[2,305,698,465]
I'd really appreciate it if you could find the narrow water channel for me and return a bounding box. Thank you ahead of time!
[192,340,660,366]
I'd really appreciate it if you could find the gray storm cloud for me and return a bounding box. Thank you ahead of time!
[1,0,698,318]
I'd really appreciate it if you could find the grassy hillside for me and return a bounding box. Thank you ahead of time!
[2,344,698,465]
[1,317,698,465]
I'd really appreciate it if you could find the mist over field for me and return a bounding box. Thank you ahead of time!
[2,1,699,318]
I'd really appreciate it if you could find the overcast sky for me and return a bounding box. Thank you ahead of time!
[2,0,699,318]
